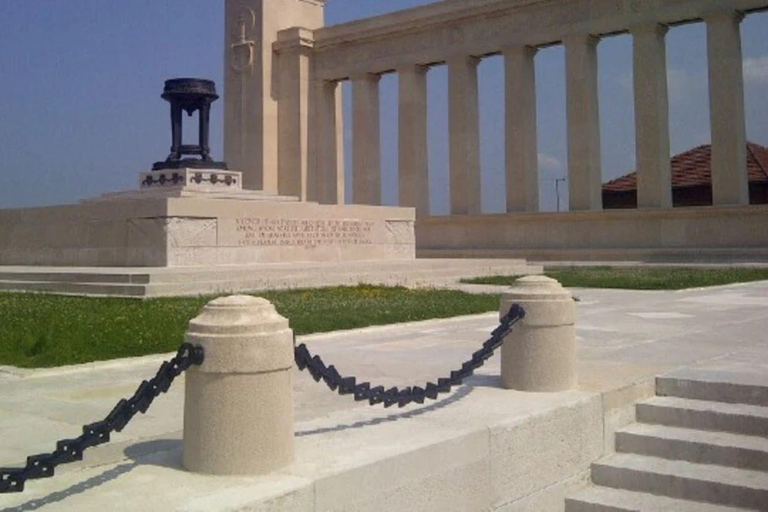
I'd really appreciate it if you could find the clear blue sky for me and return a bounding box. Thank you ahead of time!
[1,1,767,213]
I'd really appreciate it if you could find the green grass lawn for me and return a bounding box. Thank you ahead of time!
[462,266,768,290]
[0,286,500,369]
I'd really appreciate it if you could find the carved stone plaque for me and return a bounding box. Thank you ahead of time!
[227,218,375,247]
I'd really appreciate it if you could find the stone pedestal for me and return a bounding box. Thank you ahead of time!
[183,295,295,475]
[499,276,576,392]
[0,167,415,267]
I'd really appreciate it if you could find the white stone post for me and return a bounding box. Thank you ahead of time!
[352,73,382,205]
[399,64,430,217]
[499,276,576,392]
[632,23,672,209]
[183,296,295,475]
[706,11,749,206]
[565,34,603,211]
[276,28,314,201]
[448,55,482,216]
[312,80,345,205]
[504,46,540,212]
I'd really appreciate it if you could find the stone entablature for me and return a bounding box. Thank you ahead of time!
[309,0,768,80]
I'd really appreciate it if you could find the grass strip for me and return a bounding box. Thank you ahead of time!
[462,266,768,290]
[0,285,500,369]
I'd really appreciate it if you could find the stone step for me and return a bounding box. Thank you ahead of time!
[636,396,768,437]
[142,262,537,285]
[0,280,147,297]
[591,453,768,509]
[565,485,749,512]
[0,271,148,284]
[616,423,768,471]
[0,260,537,285]
[0,260,540,297]
[657,368,768,406]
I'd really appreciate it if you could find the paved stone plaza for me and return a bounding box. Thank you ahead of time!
[1,281,767,510]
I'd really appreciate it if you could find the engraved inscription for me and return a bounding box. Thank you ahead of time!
[235,218,374,247]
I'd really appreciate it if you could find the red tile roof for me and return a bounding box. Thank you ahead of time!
[603,142,768,192]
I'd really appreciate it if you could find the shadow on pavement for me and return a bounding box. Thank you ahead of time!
[1,462,137,512]
[296,384,474,437]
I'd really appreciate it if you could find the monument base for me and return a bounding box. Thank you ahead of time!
[0,169,415,268]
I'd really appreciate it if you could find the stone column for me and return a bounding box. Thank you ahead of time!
[504,46,540,212]
[183,296,294,475]
[632,24,672,209]
[398,65,430,217]
[706,11,749,206]
[565,35,603,211]
[276,28,314,201]
[499,276,576,392]
[311,80,345,205]
[224,0,324,192]
[448,55,482,216]
[352,74,382,205]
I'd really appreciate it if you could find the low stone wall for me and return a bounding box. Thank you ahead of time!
[0,199,415,267]
[417,205,768,262]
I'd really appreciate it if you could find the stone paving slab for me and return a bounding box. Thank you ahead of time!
[1,282,768,510]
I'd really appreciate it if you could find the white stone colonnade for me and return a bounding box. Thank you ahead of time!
[225,0,768,255]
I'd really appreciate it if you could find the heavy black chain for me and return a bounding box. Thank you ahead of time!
[295,304,525,408]
[0,343,204,494]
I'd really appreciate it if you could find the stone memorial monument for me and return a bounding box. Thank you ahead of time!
[0,0,542,296]
[0,72,414,269]
[0,1,417,275]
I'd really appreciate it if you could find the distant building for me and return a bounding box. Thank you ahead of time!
[603,143,768,209]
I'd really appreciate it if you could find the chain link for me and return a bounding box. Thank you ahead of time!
[0,343,204,494]
[295,304,525,408]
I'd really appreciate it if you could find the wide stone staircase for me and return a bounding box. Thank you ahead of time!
[0,259,541,297]
[566,368,768,511]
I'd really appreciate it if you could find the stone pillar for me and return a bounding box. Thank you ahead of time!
[352,74,382,205]
[632,24,672,209]
[504,46,540,212]
[565,35,602,211]
[276,28,314,201]
[499,276,576,392]
[448,55,482,216]
[183,296,294,475]
[399,65,430,217]
[224,0,324,192]
[706,11,749,206]
[312,80,345,205]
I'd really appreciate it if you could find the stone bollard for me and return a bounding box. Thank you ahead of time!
[182,295,295,475]
[499,275,577,392]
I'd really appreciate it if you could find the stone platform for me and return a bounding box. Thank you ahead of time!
[0,169,416,268]
[2,282,768,510]
[0,259,541,297]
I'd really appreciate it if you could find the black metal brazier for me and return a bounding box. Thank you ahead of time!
[153,78,227,171]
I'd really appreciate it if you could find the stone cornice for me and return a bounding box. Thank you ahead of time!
[314,0,767,52]
[274,27,315,53]
[315,0,554,50]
